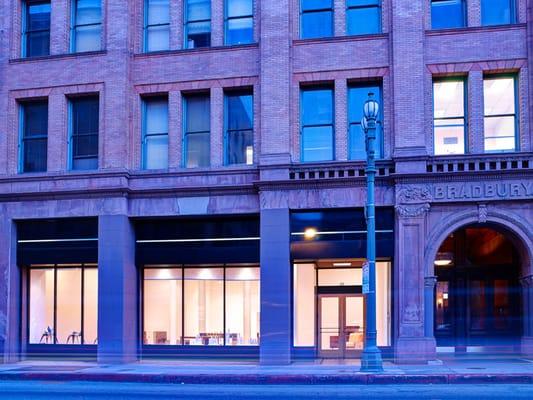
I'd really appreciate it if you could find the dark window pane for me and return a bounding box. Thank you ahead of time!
[72,157,98,170]
[302,0,332,11]
[302,89,333,125]
[72,97,99,135]
[431,0,465,29]
[186,95,210,133]
[24,102,48,137]
[147,0,170,25]
[73,134,98,157]
[482,0,513,25]
[71,97,99,170]
[226,17,253,45]
[228,0,253,17]
[302,126,333,162]
[227,129,253,165]
[226,92,253,165]
[346,6,381,35]
[27,2,51,30]
[23,138,47,172]
[185,132,210,168]
[26,31,50,57]
[301,11,333,38]
[348,85,382,159]
[347,0,379,6]
[75,0,102,25]
[186,21,211,48]
[227,94,253,130]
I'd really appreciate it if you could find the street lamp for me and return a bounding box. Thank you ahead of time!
[360,92,384,372]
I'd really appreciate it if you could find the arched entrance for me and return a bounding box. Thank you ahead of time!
[433,224,523,351]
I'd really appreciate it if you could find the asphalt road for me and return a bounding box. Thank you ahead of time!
[0,381,532,400]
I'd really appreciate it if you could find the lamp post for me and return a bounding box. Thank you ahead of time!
[360,92,383,372]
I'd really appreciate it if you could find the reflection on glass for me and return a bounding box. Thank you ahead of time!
[225,0,253,45]
[29,269,54,344]
[185,0,211,48]
[348,85,382,159]
[483,76,517,152]
[225,92,254,165]
[346,0,381,35]
[435,281,451,332]
[293,263,316,346]
[301,88,334,162]
[145,0,170,51]
[433,80,465,155]
[25,1,51,57]
[301,0,333,39]
[143,97,169,169]
[482,0,514,26]
[185,94,210,168]
[72,0,102,52]
[431,0,465,29]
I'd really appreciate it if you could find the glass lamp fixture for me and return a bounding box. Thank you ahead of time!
[304,227,317,240]
[363,92,379,120]
[434,252,454,266]
[361,116,368,132]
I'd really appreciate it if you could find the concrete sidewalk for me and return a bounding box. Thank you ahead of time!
[0,356,533,385]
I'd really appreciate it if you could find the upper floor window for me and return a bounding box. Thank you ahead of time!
[20,100,48,173]
[433,79,466,155]
[431,0,466,30]
[225,90,253,165]
[225,0,254,45]
[144,0,170,52]
[142,97,169,170]
[300,0,333,39]
[185,0,211,48]
[70,96,99,170]
[184,93,210,168]
[71,0,102,52]
[301,87,334,162]
[348,84,382,160]
[346,0,381,35]
[483,76,517,152]
[482,0,516,26]
[23,0,51,57]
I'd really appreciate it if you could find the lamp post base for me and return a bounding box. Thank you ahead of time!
[360,346,384,372]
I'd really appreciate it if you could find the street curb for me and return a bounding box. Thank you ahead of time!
[0,372,532,385]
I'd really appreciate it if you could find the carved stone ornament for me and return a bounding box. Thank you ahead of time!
[395,185,432,218]
[395,203,431,218]
[478,203,488,223]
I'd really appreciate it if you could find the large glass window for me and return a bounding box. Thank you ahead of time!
[431,0,466,29]
[348,84,382,160]
[433,79,466,155]
[225,0,253,45]
[20,100,48,173]
[70,96,99,170]
[28,264,98,345]
[225,91,254,165]
[184,94,210,168]
[143,266,260,346]
[301,0,333,39]
[144,0,170,52]
[301,87,334,162]
[293,263,316,346]
[23,0,51,57]
[72,0,102,52]
[142,97,169,170]
[185,0,211,48]
[482,0,515,26]
[346,0,381,35]
[483,76,517,152]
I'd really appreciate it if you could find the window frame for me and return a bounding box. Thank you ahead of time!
[430,0,467,30]
[300,85,335,163]
[432,76,468,156]
[143,0,171,52]
[481,0,517,26]
[22,0,51,58]
[183,92,211,168]
[19,99,49,173]
[482,74,519,153]
[184,0,212,49]
[300,0,334,39]
[347,82,383,160]
[345,0,382,36]
[26,263,98,346]
[224,89,254,166]
[70,0,102,53]
[68,95,100,171]
[142,96,169,170]
[224,0,254,45]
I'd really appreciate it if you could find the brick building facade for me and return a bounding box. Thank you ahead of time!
[0,0,532,365]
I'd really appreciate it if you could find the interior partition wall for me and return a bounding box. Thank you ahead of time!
[136,215,260,358]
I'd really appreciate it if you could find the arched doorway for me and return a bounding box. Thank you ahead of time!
[433,225,522,350]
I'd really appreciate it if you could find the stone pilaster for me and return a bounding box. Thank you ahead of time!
[520,275,533,357]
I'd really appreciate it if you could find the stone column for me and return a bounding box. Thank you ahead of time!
[394,186,435,363]
[0,215,22,363]
[520,275,533,356]
[259,208,291,365]
[424,276,437,359]
[97,215,138,364]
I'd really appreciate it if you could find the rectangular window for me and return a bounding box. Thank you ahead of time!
[225,90,254,165]
[301,0,333,39]
[346,0,381,35]
[225,0,253,45]
[70,96,99,170]
[144,0,170,52]
[482,0,515,26]
[72,0,102,52]
[142,97,169,170]
[20,100,48,173]
[348,84,382,160]
[185,0,211,48]
[431,0,466,29]
[433,79,466,155]
[28,264,98,345]
[143,266,260,346]
[483,76,517,152]
[184,94,210,168]
[23,0,51,57]
[301,87,334,162]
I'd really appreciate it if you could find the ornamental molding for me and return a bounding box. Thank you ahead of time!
[395,203,430,218]
[395,185,432,218]
[478,204,488,223]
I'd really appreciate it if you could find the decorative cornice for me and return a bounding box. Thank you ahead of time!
[395,203,430,218]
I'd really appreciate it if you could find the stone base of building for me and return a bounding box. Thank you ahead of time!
[521,336,533,357]
[395,337,437,364]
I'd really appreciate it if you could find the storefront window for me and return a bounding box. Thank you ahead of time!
[143,265,260,346]
[293,263,316,346]
[28,264,98,345]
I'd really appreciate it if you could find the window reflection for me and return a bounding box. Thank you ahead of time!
[433,79,466,155]
[482,0,515,26]
[145,0,170,52]
[431,0,465,29]
[346,0,381,35]
[348,85,382,160]
[301,0,333,39]
[483,76,517,152]
[301,87,334,162]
